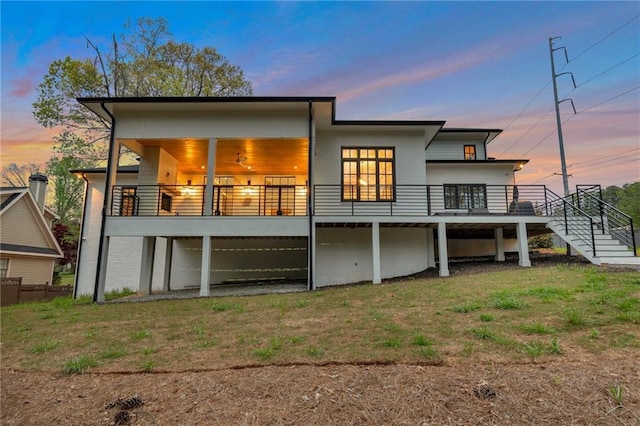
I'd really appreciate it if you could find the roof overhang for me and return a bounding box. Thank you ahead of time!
[438,128,503,144]
[426,159,529,171]
[76,96,337,124]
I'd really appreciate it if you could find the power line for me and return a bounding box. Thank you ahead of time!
[577,53,640,88]
[531,172,556,184]
[500,80,552,135]
[518,86,640,158]
[496,107,554,158]
[569,153,640,173]
[577,86,640,113]
[567,14,640,64]
[571,157,640,175]
[497,16,639,163]
[567,147,640,169]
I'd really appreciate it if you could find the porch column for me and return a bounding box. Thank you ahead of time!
[310,224,316,291]
[426,227,436,268]
[162,237,173,292]
[437,222,449,277]
[494,227,505,262]
[139,236,156,295]
[200,235,212,296]
[203,138,217,216]
[96,236,110,303]
[372,222,381,284]
[516,221,531,267]
[104,140,121,216]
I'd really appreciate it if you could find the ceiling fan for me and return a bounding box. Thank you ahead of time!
[235,153,248,163]
[226,153,252,170]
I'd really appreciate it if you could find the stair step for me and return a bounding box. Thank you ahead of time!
[597,251,635,257]
[600,257,640,266]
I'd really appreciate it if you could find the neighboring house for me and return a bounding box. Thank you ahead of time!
[0,175,64,285]
[72,96,636,301]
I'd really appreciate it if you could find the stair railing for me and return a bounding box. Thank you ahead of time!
[544,188,597,257]
[575,188,637,254]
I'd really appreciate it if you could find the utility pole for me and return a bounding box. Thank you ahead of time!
[549,37,576,197]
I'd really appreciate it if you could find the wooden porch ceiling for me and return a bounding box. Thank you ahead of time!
[131,138,309,175]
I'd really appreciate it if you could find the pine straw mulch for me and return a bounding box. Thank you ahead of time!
[3,251,639,425]
[2,352,639,425]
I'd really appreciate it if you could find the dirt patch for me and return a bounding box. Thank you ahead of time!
[3,353,639,425]
[3,251,638,424]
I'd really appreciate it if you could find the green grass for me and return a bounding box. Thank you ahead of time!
[450,301,482,313]
[63,355,98,375]
[30,338,61,354]
[1,265,639,373]
[57,272,75,286]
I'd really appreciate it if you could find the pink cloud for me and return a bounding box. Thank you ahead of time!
[9,75,35,97]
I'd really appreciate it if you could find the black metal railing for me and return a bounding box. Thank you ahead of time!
[544,188,597,257]
[313,184,550,217]
[572,186,636,253]
[111,185,308,217]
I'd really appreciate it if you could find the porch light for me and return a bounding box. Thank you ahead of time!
[181,180,196,197]
[241,180,257,196]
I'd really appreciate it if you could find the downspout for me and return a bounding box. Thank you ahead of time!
[93,101,116,303]
[72,173,90,298]
[482,132,490,160]
[307,101,314,291]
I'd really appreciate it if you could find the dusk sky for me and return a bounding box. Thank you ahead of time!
[1,1,639,194]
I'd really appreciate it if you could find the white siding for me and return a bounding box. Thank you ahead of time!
[114,110,308,140]
[426,134,487,160]
[426,163,514,186]
[75,173,168,296]
[314,130,427,185]
[447,238,518,257]
[314,227,428,287]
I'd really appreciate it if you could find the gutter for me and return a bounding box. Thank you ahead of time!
[72,173,90,298]
[92,101,116,303]
[307,101,314,291]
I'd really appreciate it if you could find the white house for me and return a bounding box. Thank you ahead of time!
[72,97,636,301]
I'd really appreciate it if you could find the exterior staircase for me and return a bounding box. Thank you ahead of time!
[548,219,636,266]
[545,187,637,267]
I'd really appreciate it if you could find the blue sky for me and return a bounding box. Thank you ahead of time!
[1,1,639,192]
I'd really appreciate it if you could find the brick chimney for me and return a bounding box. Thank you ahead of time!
[28,174,48,212]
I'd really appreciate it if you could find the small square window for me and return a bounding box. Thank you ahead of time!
[464,145,476,160]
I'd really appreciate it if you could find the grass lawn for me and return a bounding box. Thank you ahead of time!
[57,273,75,286]
[1,264,638,375]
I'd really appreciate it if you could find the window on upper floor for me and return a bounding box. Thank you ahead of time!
[464,145,476,160]
[160,193,172,212]
[342,147,395,201]
[120,187,138,216]
[0,258,9,278]
[444,184,487,209]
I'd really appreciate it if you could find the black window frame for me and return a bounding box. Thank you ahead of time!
[444,184,487,210]
[341,147,396,202]
[464,145,476,160]
[160,192,172,212]
[120,187,139,216]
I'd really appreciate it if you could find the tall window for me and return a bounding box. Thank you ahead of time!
[444,184,486,209]
[0,258,9,278]
[464,145,476,160]
[120,187,138,216]
[342,147,395,201]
